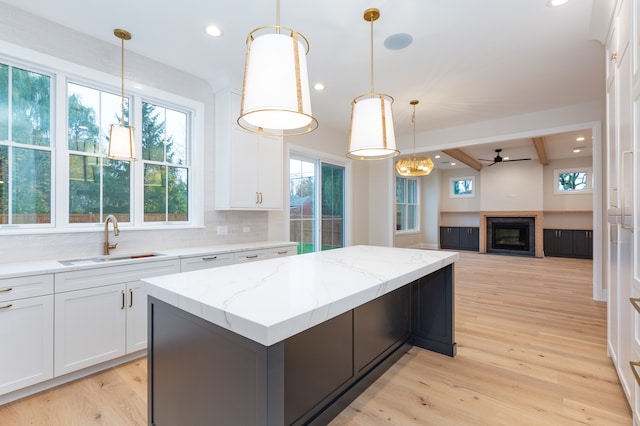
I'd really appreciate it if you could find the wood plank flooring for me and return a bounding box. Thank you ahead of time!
[0,251,631,425]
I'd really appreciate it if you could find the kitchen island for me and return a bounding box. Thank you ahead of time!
[144,245,457,425]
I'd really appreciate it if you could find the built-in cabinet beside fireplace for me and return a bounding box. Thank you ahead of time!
[439,227,479,251]
[543,229,593,259]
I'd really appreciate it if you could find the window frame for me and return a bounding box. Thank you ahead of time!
[449,176,475,198]
[395,176,420,234]
[0,44,204,234]
[553,167,592,195]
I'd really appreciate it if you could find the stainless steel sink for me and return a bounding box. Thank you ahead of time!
[59,252,163,266]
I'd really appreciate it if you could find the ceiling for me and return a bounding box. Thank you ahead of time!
[1,0,602,169]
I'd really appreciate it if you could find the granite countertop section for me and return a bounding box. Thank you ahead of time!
[143,245,458,346]
[0,241,297,279]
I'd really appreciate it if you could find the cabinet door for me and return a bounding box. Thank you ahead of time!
[230,125,260,208]
[572,230,593,259]
[543,229,559,255]
[126,281,148,354]
[459,227,479,251]
[54,284,126,376]
[440,227,460,249]
[0,295,53,396]
[257,134,284,209]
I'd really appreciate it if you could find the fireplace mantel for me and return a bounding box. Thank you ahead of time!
[479,211,544,258]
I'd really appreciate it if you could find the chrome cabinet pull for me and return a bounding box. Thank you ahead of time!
[259,192,263,204]
[0,304,12,310]
[630,298,640,314]
[631,361,640,386]
[0,287,12,293]
[129,288,133,308]
[202,255,218,261]
[277,251,288,255]
[256,192,260,204]
[246,255,258,259]
[121,290,125,310]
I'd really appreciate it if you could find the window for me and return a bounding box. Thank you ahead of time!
[554,167,592,194]
[68,82,131,223]
[0,52,200,232]
[396,176,418,232]
[289,155,344,254]
[142,102,189,222]
[450,176,474,198]
[0,64,52,225]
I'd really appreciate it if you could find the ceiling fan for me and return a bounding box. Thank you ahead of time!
[478,149,531,166]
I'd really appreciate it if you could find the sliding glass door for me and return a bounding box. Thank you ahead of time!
[290,156,344,254]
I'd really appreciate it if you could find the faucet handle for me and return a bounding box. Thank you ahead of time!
[109,242,118,250]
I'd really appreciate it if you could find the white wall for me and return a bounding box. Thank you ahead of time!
[480,161,544,211]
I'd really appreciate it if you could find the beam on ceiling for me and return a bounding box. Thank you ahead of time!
[532,137,549,165]
[442,149,483,171]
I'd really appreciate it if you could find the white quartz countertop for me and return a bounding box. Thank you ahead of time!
[0,241,297,279]
[143,245,458,346]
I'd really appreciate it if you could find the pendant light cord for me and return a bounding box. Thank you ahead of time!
[121,36,125,126]
[276,0,281,34]
[412,103,417,159]
[369,16,374,95]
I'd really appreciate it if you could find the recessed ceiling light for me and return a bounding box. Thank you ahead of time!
[384,33,413,50]
[573,148,581,153]
[434,155,441,159]
[503,157,510,160]
[547,0,568,7]
[313,82,325,91]
[450,162,456,166]
[205,25,223,37]
[576,136,585,141]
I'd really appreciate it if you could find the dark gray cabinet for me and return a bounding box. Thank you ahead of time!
[543,229,592,259]
[440,226,479,251]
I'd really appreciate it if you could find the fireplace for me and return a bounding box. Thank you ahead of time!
[479,211,544,258]
[486,216,536,256]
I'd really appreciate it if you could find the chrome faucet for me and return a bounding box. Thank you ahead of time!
[103,214,120,255]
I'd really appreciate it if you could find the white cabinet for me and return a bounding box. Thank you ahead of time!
[54,259,180,376]
[180,252,234,272]
[215,89,284,211]
[0,274,53,396]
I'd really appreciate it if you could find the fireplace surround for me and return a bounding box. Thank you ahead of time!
[479,211,544,258]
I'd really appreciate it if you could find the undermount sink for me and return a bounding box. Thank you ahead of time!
[59,252,164,266]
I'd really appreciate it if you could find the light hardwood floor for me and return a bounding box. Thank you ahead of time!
[0,252,632,425]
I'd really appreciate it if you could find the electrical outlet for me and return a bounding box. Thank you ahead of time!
[243,226,251,233]
[216,225,228,235]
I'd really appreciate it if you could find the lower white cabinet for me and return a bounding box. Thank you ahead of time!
[54,259,180,376]
[54,283,126,376]
[0,294,53,395]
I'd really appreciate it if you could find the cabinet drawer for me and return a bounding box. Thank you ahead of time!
[180,253,234,272]
[0,274,54,302]
[271,246,297,257]
[55,260,180,293]
[233,249,272,264]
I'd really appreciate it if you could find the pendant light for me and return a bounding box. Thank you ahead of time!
[396,100,434,176]
[238,0,318,136]
[347,8,399,160]
[108,29,136,161]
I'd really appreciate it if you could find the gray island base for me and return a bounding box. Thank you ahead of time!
[145,246,456,425]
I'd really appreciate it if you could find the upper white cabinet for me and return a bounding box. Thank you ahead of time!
[215,89,284,211]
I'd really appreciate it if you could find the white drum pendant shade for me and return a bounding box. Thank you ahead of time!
[238,30,318,135]
[347,94,399,160]
[108,125,136,160]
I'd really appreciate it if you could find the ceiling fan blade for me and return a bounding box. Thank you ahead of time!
[503,158,531,162]
[487,162,496,167]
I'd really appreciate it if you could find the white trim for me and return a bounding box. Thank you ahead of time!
[553,167,593,194]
